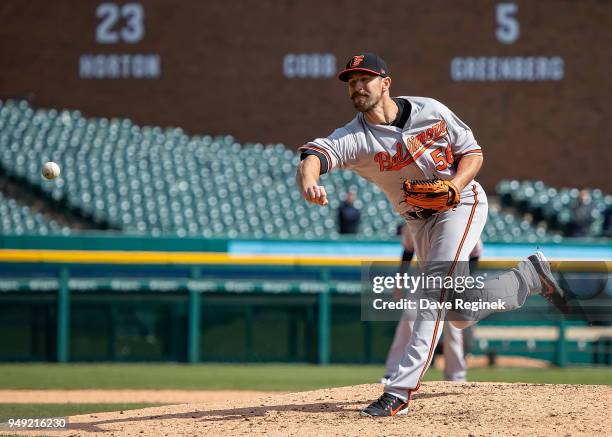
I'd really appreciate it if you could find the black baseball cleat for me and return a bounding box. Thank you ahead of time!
[360,392,409,417]
[528,251,569,314]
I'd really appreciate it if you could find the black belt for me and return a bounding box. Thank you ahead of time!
[405,209,436,220]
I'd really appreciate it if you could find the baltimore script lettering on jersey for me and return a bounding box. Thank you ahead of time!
[374,120,448,171]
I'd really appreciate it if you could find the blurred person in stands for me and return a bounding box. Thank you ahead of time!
[602,205,612,238]
[338,191,361,234]
[571,189,594,237]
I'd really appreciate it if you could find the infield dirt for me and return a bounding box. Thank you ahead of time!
[4,381,611,436]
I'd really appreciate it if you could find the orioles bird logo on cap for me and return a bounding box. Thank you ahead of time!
[350,55,364,67]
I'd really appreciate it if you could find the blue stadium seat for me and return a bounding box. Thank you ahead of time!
[0,100,587,241]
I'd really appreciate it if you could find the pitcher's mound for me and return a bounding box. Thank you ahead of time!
[14,382,612,436]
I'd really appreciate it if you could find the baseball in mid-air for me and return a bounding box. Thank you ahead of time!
[42,161,61,180]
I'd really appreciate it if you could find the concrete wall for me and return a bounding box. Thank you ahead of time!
[0,0,609,191]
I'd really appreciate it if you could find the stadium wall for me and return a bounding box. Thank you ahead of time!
[0,258,605,366]
[0,234,610,260]
[0,237,609,365]
[0,0,610,191]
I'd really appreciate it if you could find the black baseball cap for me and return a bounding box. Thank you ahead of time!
[337,53,389,82]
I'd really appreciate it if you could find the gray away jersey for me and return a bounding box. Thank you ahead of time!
[299,96,483,219]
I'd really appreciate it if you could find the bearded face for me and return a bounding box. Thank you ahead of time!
[347,73,384,113]
[351,90,381,112]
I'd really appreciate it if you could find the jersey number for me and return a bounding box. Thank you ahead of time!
[431,147,454,171]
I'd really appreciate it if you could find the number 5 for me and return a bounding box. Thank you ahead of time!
[496,3,519,44]
[431,148,448,171]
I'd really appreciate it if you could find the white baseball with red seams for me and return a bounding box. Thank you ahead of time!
[42,161,61,179]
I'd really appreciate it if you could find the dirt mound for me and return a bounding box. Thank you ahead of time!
[7,382,611,436]
[0,389,281,404]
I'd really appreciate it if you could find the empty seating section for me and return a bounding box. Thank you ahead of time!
[0,100,560,241]
[0,192,69,235]
[482,203,558,243]
[496,180,611,237]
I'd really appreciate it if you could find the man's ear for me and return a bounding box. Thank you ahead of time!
[382,76,392,93]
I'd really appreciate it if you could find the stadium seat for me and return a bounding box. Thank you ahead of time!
[495,179,608,238]
[0,100,580,241]
[0,192,70,235]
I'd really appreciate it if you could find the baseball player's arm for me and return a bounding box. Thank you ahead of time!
[296,154,329,205]
[450,154,483,192]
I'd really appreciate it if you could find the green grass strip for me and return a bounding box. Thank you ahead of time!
[0,364,609,390]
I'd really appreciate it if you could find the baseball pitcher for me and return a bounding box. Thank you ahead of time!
[296,53,569,417]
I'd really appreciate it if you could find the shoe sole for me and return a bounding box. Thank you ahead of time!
[395,407,410,416]
[528,252,569,314]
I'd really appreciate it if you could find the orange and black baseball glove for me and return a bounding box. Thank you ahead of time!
[402,178,460,213]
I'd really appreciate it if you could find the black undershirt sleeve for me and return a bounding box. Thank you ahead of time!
[300,150,329,175]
